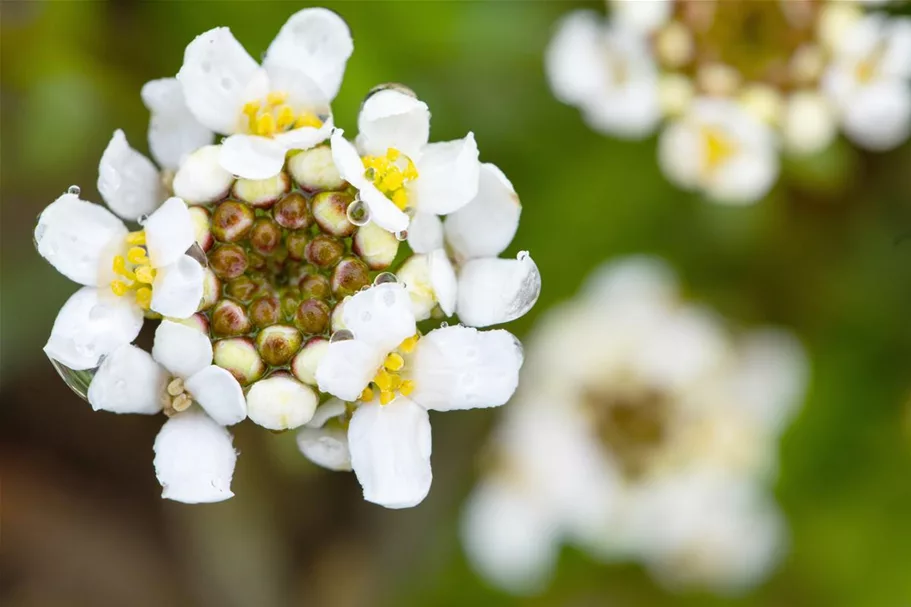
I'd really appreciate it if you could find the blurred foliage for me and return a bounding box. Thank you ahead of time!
[2,2,911,606]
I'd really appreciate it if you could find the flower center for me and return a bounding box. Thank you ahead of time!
[110,230,155,310]
[854,45,886,85]
[161,377,193,416]
[362,148,419,210]
[242,91,323,137]
[358,334,420,404]
[700,125,738,175]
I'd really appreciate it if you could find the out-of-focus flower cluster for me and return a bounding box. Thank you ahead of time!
[34,8,540,509]
[547,0,911,203]
[462,257,807,594]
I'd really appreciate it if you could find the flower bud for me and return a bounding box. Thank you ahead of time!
[299,273,331,299]
[246,373,318,431]
[247,251,267,271]
[353,222,400,270]
[189,207,214,251]
[232,172,290,208]
[273,192,312,230]
[211,299,252,336]
[226,275,259,302]
[209,244,248,280]
[311,191,356,237]
[173,145,234,205]
[249,295,281,328]
[331,298,347,331]
[213,337,265,385]
[256,325,303,366]
[285,230,310,261]
[173,313,210,334]
[305,234,344,268]
[291,337,328,386]
[212,200,255,242]
[288,146,345,192]
[199,268,221,311]
[295,298,331,334]
[281,289,302,319]
[331,257,370,297]
[250,218,283,256]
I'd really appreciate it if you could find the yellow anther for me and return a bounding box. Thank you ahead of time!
[243,101,261,116]
[127,246,149,265]
[256,112,276,136]
[134,265,156,284]
[125,231,146,245]
[403,159,419,181]
[276,105,296,130]
[400,380,415,397]
[112,255,135,280]
[399,335,419,354]
[384,352,405,372]
[379,390,395,405]
[382,170,404,192]
[388,373,402,390]
[374,369,395,391]
[701,126,738,173]
[359,387,375,402]
[294,112,323,129]
[111,280,130,297]
[267,91,288,106]
[386,148,401,161]
[135,287,152,310]
[391,189,409,210]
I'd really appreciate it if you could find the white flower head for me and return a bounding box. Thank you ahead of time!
[36,194,204,370]
[315,282,524,508]
[659,98,779,205]
[177,8,353,179]
[330,86,481,234]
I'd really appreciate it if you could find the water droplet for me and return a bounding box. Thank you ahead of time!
[330,329,354,343]
[365,83,418,103]
[138,214,150,225]
[373,272,398,286]
[440,321,449,328]
[67,185,81,196]
[48,356,97,402]
[394,230,408,242]
[346,199,371,226]
[517,251,529,261]
[382,290,396,306]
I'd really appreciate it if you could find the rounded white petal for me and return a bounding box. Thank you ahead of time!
[219,134,288,180]
[456,253,541,328]
[397,254,437,321]
[176,27,260,134]
[184,365,247,426]
[841,81,911,151]
[658,119,702,191]
[87,344,167,414]
[348,397,432,509]
[357,89,431,159]
[428,249,457,317]
[97,130,164,221]
[141,78,215,171]
[172,145,235,205]
[272,117,334,154]
[153,410,237,504]
[152,319,213,378]
[297,426,352,471]
[709,149,779,205]
[307,397,347,428]
[291,338,329,386]
[406,212,444,254]
[150,255,204,319]
[410,133,480,215]
[343,283,417,352]
[783,91,838,155]
[316,339,384,402]
[636,306,727,389]
[609,0,672,34]
[246,375,317,430]
[144,197,195,268]
[545,11,605,106]
[444,163,520,261]
[264,8,353,101]
[35,193,127,286]
[44,287,143,371]
[410,325,523,411]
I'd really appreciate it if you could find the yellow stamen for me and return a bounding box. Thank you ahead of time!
[267,91,288,106]
[111,280,130,297]
[112,255,136,281]
[134,265,156,284]
[403,159,418,181]
[276,105,296,130]
[379,390,395,405]
[388,373,402,390]
[127,246,149,265]
[399,335,419,354]
[384,352,405,372]
[386,148,401,161]
[135,287,152,310]
[400,380,415,397]
[701,126,738,173]
[243,101,261,117]
[294,112,323,129]
[125,231,146,245]
[382,170,404,192]
[359,387,375,402]
[374,369,395,392]
[256,113,276,137]
[391,189,409,210]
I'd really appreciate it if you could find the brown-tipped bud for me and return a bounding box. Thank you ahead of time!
[231,172,290,208]
[331,257,370,297]
[213,337,265,385]
[274,192,312,230]
[250,218,283,256]
[199,268,221,311]
[286,230,310,261]
[226,275,259,302]
[209,244,248,280]
[312,191,357,237]
[299,273,331,299]
[291,337,329,386]
[211,299,252,336]
[174,312,210,334]
[305,234,344,268]
[353,222,400,270]
[212,201,255,242]
[288,146,345,192]
[295,298,331,334]
[256,325,303,366]
[189,207,214,251]
[247,252,267,271]
[250,295,281,328]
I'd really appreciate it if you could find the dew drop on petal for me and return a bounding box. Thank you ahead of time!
[48,355,96,403]
[330,329,354,343]
[373,272,398,286]
[517,251,529,261]
[346,199,371,227]
[440,321,449,328]
[67,185,81,196]
[365,82,418,103]
[394,230,408,242]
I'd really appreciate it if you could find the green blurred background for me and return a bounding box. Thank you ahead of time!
[3,2,911,605]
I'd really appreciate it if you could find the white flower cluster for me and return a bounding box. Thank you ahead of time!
[35,8,540,509]
[462,258,808,594]
[547,0,911,204]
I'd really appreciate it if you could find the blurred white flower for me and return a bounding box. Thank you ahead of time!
[141,78,215,173]
[462,257,807,594]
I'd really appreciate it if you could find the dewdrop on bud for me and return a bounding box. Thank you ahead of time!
[211,300,252,337]
[353,222,399,270]
[209,244,248,280]
[189,207,214,251]
[288,146,345,191]
[332,257,370,297]
[373,272,398,286]
[312,191,356,237]
[330,329,354,343]
[199,269,221,311]
[246,373,318,431]
[274,192,312,230]
[291,337,328,386]
[295,298,331,334]
[256,325,303,366]
[231,172,290,208]
[173,145,234,205]
[346,198,370,227]
[213,337,265,385]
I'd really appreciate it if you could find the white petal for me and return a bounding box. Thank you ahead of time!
[545,11,605,106]
[44,287,143,370]
[428,249,457,316]
[657,118,701,191]
[297,426,352,471]
[87,344,167,414]
[444,163,520,261]
[343,283,417,352]
[35,193,127,286]
[315,339,384,402]
[411,133,480,215]
[246,375,318,430]
[97,130,164,221]
[153,410,237,503]
[306,397,346,428]
[609,0,672,34]
[456,253,541,328]
[144,197,195,268]
[150,255,204,319]
[184,365,247,426]
[348,397,432,509]
[172,145,235,205]
[709,149,779,205]
[842,81,911,151]
[397,254,437,321]
[636,306,727,389]
[141,78,215,171]
[783,91,838,155]
[219,134,288,180]
[410,325,523,411]
[176,27,261,134]
[264,8,353,101]
[272,117,334,153]
[357,89,431,159]
[406,212,444,254]
[152,319,213,378]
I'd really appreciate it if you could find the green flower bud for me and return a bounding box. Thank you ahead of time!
[274,192,312,230]
[211,299,252,336]
[288,145,345,192]
[291,337,329,386]
[249,295,281,328]
[199,268,221,311]
[331,257,370,297]
[232,172,290,208]
[247,251,267,271]
[256,325,303,366]
[250,218,283,256]
[226,275,259,302]
[213,337,265,385]
[353,222,400,270]
[312,191,356,237]
[212,200,255,242]
[305,234,344,268]
[299,273,331,299]
[189,206,214,251]
[209,243,248,279]
[285,230,310,261]
[295,298,331,334]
